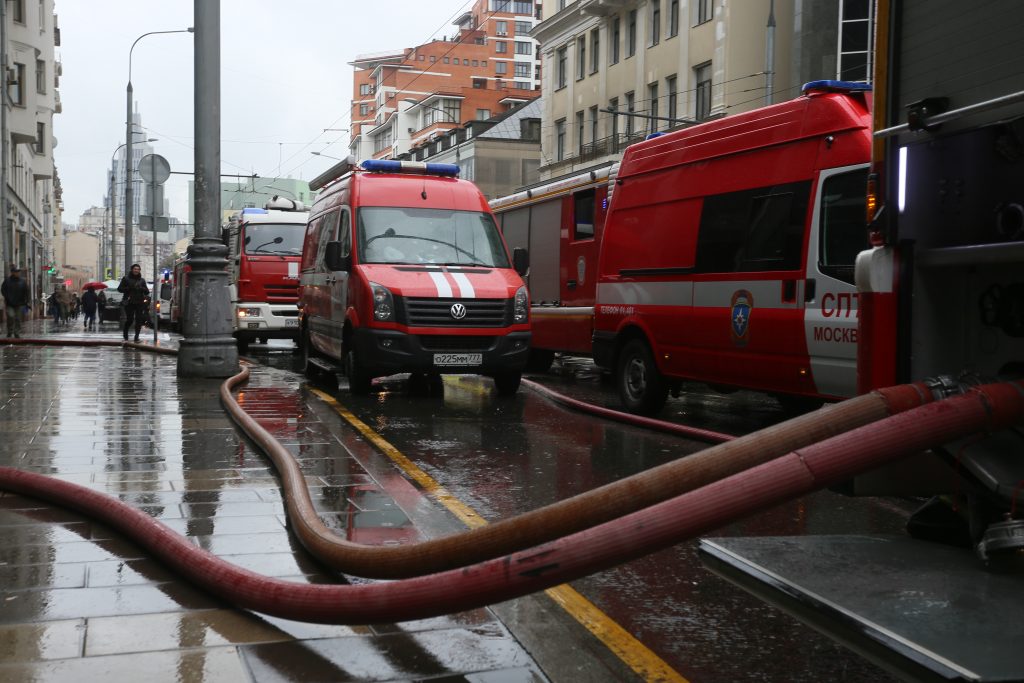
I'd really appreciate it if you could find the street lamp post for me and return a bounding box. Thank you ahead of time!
[125,27,193,277]
[110,136,156,280]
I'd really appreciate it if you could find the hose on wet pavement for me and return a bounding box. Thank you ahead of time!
[2,379,1021,624]
[2,336,937,578]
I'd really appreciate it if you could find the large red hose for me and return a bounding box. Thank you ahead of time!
[2,380,1019,624]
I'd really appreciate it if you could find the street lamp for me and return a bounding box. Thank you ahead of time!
[110,136,156,280]
[311,151,343,161]
[124,27,193,277]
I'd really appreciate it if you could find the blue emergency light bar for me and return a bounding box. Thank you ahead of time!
[240,207,268,215]
[802,80,872,93]
[360,159,460,177]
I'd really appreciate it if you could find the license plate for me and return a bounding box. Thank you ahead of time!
[433,353,482,366]
[247,322,259,329]
[285,318,299,328]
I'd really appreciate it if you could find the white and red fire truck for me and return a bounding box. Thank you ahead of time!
[494,81,872,414]
[224,197,308,351]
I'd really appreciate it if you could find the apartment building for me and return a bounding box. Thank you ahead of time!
[2,0,62,310]
[534,0,873,179]
[349,0,543,161]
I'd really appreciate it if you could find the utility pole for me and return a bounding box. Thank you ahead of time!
[178,0,238,377]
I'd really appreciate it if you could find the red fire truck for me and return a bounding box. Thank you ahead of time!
[224,197,308,351]
[298,158,531,395]
[494,82,872,414]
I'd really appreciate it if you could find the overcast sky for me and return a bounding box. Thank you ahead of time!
[54,0,474,224]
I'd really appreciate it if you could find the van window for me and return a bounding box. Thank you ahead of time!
[244,222,305,256]
[357,207,511,268]
[574,189,595,240]
[314,211,340,270]
[818,168,868,285]
[695,181,810,273]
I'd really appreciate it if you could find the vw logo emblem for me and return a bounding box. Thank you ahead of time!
[450,303,467,320]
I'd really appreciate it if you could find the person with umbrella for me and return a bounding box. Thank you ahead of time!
[81,285,99,331]
[117,264,149,342]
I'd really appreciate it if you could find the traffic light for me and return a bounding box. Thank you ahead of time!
[47,264,56,275]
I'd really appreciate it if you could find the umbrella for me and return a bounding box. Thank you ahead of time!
[81,282,108,290]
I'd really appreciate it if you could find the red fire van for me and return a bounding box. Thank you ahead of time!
[298,158,530,395]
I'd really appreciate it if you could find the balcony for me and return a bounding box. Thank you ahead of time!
[576,132,648,163]
[579,0,631,16]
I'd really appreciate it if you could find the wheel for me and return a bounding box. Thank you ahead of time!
[302,329,320,380]
[236,336,249,354]
[492,371,522,396]
[617,338,669,415]
[524,348,555,373]
[259,336,269,344]
[344,348,372,395]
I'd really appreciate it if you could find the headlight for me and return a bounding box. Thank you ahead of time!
[513,285,528,324]
[237,307,261,318]
[370,282,394,322]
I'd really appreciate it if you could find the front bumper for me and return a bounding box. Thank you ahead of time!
[351,328,531,376]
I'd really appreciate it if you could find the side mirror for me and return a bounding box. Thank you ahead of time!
[513,246,529,277]
[324,241,350,272]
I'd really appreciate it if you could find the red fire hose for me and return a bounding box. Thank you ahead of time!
[2,380,1019,624]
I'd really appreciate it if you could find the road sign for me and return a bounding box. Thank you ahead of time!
[140,215,169,232]
[139,154,170,184]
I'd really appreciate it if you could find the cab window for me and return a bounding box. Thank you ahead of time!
[818,168,868,285]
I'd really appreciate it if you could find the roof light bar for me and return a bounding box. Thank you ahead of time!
[308,155,358,191]
[240,208,268,215]
[802,80,873,94]
[361,159,460,177]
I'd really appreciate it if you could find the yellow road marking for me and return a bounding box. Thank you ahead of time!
[311,387,688,683]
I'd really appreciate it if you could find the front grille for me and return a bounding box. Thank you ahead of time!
[404,298,508,327]
[418,335,496,352]
[266,283,299,303]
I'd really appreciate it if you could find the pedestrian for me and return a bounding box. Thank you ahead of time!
[70,292,81,320]
[117,263,150,342]
[55,285,72,325]
[1,265,30,338]
[97,289,107,324]
[81,287,98,331]
[48,290,60,324]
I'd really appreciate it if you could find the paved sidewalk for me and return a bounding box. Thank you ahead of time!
[0,319,549,682]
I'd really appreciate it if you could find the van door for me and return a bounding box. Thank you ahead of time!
[328,208,351,360]
[803,165,868,398]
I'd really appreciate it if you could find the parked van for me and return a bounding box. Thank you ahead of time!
[592,81,872,414]
[298,158,530,394]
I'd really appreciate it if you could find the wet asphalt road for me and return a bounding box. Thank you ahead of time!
[247,341,908,682]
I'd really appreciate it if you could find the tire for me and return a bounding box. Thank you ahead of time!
[617,338,669,415]
[302,329,320,380]
[524,348,555,373]
[345,348,372,395]
[236,336,249,354]
[492,371,522,396]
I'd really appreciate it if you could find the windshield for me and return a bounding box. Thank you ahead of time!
[243,223,305,256]
[357,207,510,267]
[819,168,868,285]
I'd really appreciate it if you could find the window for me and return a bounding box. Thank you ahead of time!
[694,62,712,121]
[12,0,24,23]
[610,17,620,64]
[609,97,619,138]
[577,36,586,80]
[819,168,869,284]
[418,55,425,61]
[359,83,372,96]
[625,91,635,136]
[667,75,678,123]
[495,61,508,75]
[590,29,600,73]
[576,110,585,155]
[669,0,679,37]
[490,0,512,9]
[838,0,872,81]
[359,103,370,116]
[477,108,491,120]
[514,80,531,89]
[496,41,508,53]
[650,0,661,46]
[696,182,811,273]
[514,41,532,55]
[472,59,479,66]
[514,62,530,78]
[590,105,599,143]
[34,122,45,155]
[694,0,713,25]
[627,10,637,57]
[556,46,568,88]
[482,60,488,68]
[443,56,450,64]
[443,99,460,121]
[515,21,531,35]
[35,59,45,94]
[473,78,487,89]
[648,82,659,132]
[555,119,566,160]
[574,190,596,239]
[496,20,508,35]
[513,0,532,13]
[8,62,25,106]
